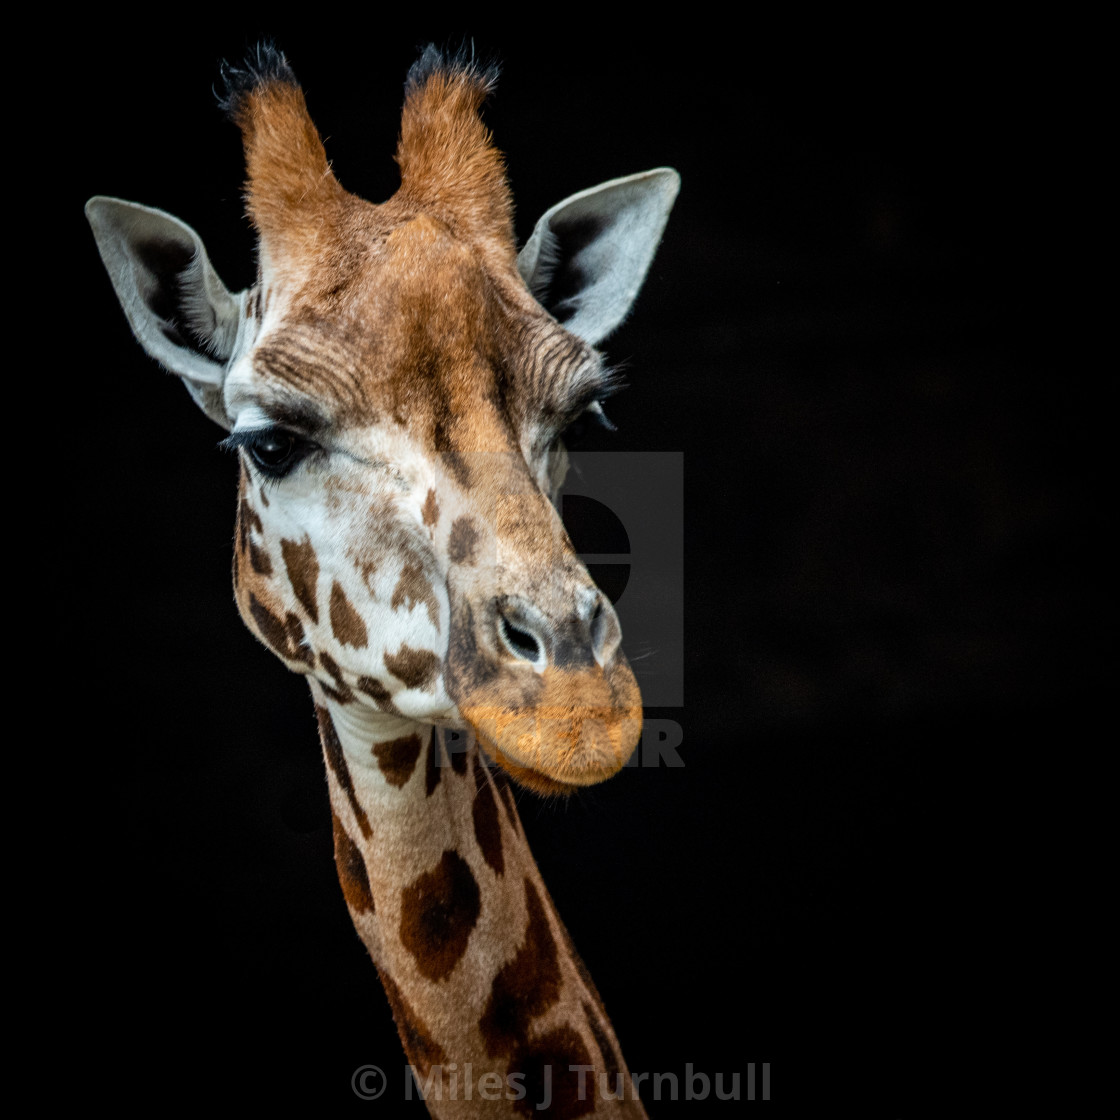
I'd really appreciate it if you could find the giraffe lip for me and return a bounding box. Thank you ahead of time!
[474,735,583,796]
[461,696,642,793]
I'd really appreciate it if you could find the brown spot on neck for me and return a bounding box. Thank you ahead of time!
[583,1000,623,1087]
[399,850,481,982]
[329,581,368,647]
[471,755,505,875]
[317,705,372,840]
[378,970,447,1079]
[281,537,320,623]
[331,811,374,914]
[479,877,561,1057]
[492,767,522,833]
[446,729,469,775]
[425,733,444,797]
[372,732,423,788]
[508,1027,594,1119]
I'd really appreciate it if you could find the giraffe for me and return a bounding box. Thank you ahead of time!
[87,44,677,1117]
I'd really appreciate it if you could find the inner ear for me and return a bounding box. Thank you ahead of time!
[527,214,604,327]
[518,168,680,346]
[86,196,244,429]
[131,236,238,359]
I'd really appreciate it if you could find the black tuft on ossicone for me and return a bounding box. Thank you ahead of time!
[215,40,299,117]
[406,41,500,96]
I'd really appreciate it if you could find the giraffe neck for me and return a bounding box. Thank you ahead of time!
[312,682,648,1118]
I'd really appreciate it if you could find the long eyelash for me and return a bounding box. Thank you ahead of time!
[564,365,627,422]
[218,429,269,454]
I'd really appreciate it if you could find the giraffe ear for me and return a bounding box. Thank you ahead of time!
[85,196,244,429]
[517,168,679,345]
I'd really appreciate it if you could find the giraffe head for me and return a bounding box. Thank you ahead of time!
[87,45,677,794]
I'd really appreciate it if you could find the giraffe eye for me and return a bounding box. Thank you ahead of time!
[250,430,297,467]
[221,427,317,479]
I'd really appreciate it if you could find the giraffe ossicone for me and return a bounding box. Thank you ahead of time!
[89,43,676,1116]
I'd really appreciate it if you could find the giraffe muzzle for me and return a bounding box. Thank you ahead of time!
[448,588,641,792]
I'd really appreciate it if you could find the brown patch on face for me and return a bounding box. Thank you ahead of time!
[258,486,269,507]
[448,516,479,566]
[436,439,472,490]
[331,811,374,914]
[378,970,448,1079]
[248,594,314,667]
[421,488,440,528]
[329,581,368,648]
[236,496,265,573]
[479,878,561,1056]
[248,541,273,576]
[372,733,423,788]
[391,561,440,631]
[471,756,505,876]
[425,734,444,797]
[358,559,377,596]
[316,705,372,840]
[399,850,481,982]
[318,651,356,704]
[384,645,440,691]
[239,496,263,538]
[508,1027,594,1119]
[356,676,396,713]
[281,537,320,623]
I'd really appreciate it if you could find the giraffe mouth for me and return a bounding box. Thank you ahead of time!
[461,695,643,794]
[473,735,582,796]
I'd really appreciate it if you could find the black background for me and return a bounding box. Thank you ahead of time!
[56,14,1098,1113]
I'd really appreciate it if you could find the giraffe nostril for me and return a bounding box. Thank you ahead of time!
[499,615,543,664]
[588,593,620,664]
